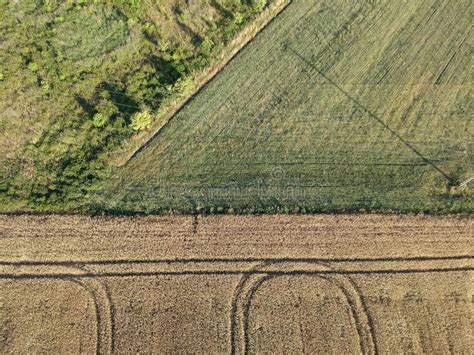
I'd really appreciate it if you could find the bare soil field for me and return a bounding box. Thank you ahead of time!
[0,214,472,353]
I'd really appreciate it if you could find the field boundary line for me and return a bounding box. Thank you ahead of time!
[1,255,472,266]
[2,268,472,279]
[2,257,472,279]
[114,0,292,167]
[286,46,455,185]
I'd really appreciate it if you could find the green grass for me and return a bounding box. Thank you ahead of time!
[98,0,473,214]
[0,0,271,212]
[51,5,129,62]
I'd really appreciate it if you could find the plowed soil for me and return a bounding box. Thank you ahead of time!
[1,214,472,353]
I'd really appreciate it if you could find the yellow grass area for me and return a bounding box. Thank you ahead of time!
[0,214,472,353]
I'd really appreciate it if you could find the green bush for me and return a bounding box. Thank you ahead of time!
[198,36,214,58]
[174,76,195,97]
[27,63,39,72]
[130,111,152,131]
[92,113,108,128]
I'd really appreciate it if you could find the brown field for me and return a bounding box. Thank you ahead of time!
[0,214,472,354]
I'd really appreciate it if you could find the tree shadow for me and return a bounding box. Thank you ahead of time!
[74,95,96,116]
[75,81,141,122]
[209,0,233,19]
[149,55,183,85]
[97,82,140,113]
[176,20,203,47]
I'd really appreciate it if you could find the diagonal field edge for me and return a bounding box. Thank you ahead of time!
[286,46,454,184]
[123,0,294,166]
[138,1,320,179]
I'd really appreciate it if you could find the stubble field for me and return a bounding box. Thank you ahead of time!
[99,0,473,214]
[1,214,472,353]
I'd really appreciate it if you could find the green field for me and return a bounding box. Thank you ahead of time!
[98,0,473,214]
[0,0,271,211]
